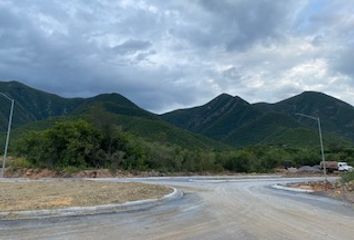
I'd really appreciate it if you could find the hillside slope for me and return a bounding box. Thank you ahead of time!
[265,91,354,141]
[162,94,261,139]
[0,81,83,130]
[0,80,223,149]
[162,92,354,147]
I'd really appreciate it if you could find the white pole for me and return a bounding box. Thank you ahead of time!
[1,99,14,178]
[317,117,327,181]
[295,113,327,181]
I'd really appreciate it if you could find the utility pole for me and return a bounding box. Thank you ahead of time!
[295,113,327,181]
[0,93,15,178]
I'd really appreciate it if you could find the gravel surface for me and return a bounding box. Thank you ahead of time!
[2,176,353,240]
[0,180,171,211]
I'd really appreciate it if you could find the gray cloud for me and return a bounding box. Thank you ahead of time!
[1,0,354,113]
[197,0,293,51]
[113,39,152,55]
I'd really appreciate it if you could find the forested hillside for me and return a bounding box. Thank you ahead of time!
[1,80,354,173]
[162,92,354,147]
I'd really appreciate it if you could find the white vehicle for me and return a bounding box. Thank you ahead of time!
[338,162,353,172]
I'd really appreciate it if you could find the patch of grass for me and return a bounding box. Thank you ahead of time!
[63,166,83,174]
[341,171,354,183]
[7,157,32,169]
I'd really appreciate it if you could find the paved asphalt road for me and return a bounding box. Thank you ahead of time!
[1,176,353,240]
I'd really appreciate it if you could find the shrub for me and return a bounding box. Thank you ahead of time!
[341,171,354,183]
[16,120,102,169]
[8,157,32,169]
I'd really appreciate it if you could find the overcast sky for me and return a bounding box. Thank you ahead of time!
[1,0,354,113]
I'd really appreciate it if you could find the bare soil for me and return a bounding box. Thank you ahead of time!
[4,167,284,178]
[0,180,171,211]
[288,181,354,204]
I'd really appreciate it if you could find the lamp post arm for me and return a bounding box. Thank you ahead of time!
[295,113,318,121]
[0,92,13,102]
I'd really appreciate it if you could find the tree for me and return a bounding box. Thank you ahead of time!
[17,120,102,168]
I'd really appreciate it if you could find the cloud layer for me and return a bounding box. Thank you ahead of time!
[1,0,354,113]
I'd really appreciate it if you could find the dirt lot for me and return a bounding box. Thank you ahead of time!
[0,180,172,211]
[289,181,354,204]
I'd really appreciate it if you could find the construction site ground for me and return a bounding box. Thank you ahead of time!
[0,179,171,211]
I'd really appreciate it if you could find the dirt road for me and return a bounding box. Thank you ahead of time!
[1,176,353,240]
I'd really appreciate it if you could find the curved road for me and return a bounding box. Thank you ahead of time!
[1,176,353,240]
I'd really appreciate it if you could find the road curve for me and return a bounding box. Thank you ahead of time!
[1,176,353,240]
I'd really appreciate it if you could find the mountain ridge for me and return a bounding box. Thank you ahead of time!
[1,80,353,148]
[0,80,224,149]
[162,91,354,147]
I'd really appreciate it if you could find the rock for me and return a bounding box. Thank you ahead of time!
[25,169,33,177]
[287,167,298,173]
[298,166,322,173]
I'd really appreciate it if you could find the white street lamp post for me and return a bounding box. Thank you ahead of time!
[295,113,327,181]
[0,93,15,178]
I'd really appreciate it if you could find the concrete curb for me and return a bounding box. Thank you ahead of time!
[272,184,314,193]
[0,187,183,220]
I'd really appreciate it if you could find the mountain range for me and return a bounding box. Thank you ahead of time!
[0,81,221,149]
[1,80,353,149]
[162,91,354,147]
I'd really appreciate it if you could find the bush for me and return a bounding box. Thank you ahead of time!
[341,171,354,183]
[15,119,150,170]
[16,120,102,169]
[8,157,32,169]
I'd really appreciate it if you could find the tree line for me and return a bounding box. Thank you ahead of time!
[14,119,354,173]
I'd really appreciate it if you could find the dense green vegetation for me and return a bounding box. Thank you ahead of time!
[15,119,222,171]
[13,119,354,173]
